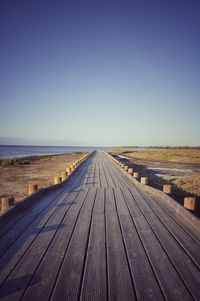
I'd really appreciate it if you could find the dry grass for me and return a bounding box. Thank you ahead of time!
[169,175,200,196]
[122,149,200,164]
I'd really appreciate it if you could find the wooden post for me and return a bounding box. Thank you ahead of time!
[54,176,61,184]
[128,168,134,175]
[73,163,76,169]
[163,184,172,194]
[141,177,148,185]
[66,167,71,174]
[124,165,129,171]
[1,197,14,212]
[184,197,196,211]
[28,184,38,195]
[61,171,67,181]
[133,172,139,179]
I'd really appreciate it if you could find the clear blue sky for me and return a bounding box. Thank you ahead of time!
[1,0,200,146]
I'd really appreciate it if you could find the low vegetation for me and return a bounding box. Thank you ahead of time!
[170,175,200,196]
[1,158,31,167]
[2,159,15,166]
[113,149,200,164]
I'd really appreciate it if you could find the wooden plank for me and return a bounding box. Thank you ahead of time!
[144,211,200,300]
[50,188,97,301]
[103,157,123,188]
[80,188,107,301]
[0,189,69,257]
[19,188,90,301]
[0,189,57,239]
[99,155,108,188]
[93,187,105,215]
[102,159,116,188]
[148,193,200,246]
[86,156,96,187]
[130,187,200,300]
[137,189,200,268]
[0,189,84,300]
[0,189,77,286]
[105,188,136,301]
[105,159,128,188]
[105,157,132,188]
[114,188,164,301]
[125,187,193,301]
[93,154,101,187]
[0,151,199,301]
[80,159,93,188]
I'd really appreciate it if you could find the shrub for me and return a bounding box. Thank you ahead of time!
[2,159,15,166]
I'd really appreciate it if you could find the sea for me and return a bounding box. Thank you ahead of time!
[0,145,119,159]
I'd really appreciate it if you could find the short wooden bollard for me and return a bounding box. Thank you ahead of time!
[141,177,148,185]
[134,172,139,179]
[163,184,172,195]
[124,165,129,171]
[66,167,71,174]
[184,197,196,211]
[73,163,76,169]
[1,197,14,212]
[54,176,62,184]
[28,184,38,195]
[61,171,67,181]
[128,168,134,175]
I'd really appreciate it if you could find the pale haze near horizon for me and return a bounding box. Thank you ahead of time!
[1,1,200,147]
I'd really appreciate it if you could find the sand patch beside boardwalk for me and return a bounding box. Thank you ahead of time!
[0,152,86,202]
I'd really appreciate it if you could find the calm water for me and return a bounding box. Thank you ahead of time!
[0,145,116,159]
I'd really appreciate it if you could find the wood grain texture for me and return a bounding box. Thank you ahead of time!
[0,151,199,301]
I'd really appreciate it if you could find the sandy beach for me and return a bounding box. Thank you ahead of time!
[0,152,87,203]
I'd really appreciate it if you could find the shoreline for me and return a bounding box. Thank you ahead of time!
[0,152,87,204]
[0,145,116,160]
[0,152,65,160]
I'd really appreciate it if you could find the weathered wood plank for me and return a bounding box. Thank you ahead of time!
[0,189,77,287]
[99,155,109,188]
[20,188,90,301]
[105,188,136,301]
[138,188,200,267]
[114,188,164,301]
[50,188,96,301]
[80,188,107,301]
[129,187,200,300]
[126,187,193,301]
[0,189,83,301]
[148,193,200,246]
[0,151,199,301]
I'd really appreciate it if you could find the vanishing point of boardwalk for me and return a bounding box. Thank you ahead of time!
[0,152,200,301]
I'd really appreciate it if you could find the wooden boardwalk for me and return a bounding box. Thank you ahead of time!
[0,151,200,301]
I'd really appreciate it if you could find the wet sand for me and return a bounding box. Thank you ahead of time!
[0,152,87,203]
